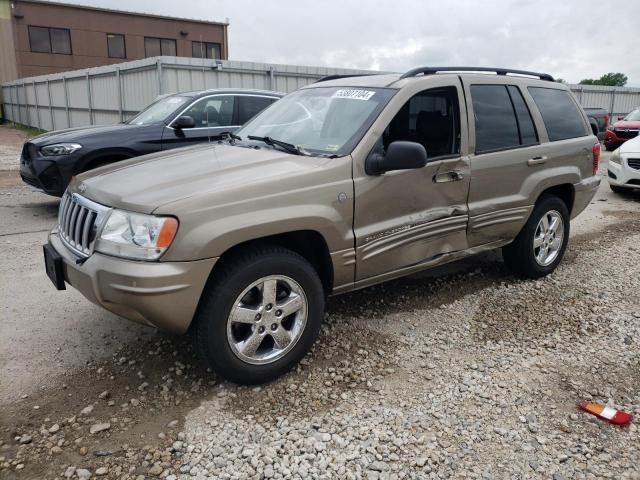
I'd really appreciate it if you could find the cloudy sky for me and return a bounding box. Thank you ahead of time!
[67,0,640,86]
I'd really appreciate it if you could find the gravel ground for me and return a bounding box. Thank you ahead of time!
[1,125,640,479]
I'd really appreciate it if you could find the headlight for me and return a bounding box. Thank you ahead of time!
[610,149,621,165]
[95,210,178,260]
[40,143,83,156]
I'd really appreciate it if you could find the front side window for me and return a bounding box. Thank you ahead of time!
[180,96,235,127]
[144,37,177,57]
[192,41,221,59]
[235,87,396,156]
[528,87,588,141]
[29,26,71,54]
[107,33,126,59]
[127,95,190,125]
[238,96,276,124]
[382,87,460,158]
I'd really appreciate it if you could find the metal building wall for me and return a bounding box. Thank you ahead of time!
[1,56,373,130]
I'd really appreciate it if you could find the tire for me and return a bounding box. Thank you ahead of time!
[502,195,570,278]
[193,246,325,384]
[604,144,617,152]
[610,184,633,194]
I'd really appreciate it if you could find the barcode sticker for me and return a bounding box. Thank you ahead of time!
[332,89,376,101]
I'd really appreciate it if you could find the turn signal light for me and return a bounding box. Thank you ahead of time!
[157,218,179,248]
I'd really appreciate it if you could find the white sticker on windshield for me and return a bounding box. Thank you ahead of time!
[167,97,184,104]
[333,89,376,101]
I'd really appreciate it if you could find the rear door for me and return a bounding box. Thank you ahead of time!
[463,78,593,247]
[352,78,471,282]
[462,78,546,246]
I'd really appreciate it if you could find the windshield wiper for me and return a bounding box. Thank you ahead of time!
[247,135,310,156]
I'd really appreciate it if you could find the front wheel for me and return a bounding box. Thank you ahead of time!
[604,144,617,152]
[193,246,325,384]
[502,195,570,278]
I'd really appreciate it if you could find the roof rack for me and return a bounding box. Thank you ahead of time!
[314,74,375,83]
[399,66,554,82]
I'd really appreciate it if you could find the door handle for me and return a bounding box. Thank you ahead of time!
[433,170,464,183]
[527,156,548,166]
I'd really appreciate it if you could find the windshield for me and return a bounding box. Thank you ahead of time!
[624,109,640,122]
[127,95,190,125]
[235,86,395,156]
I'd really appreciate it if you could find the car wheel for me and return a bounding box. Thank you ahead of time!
[604,144,617,152]
[610,184,634,194]
[502,195,570,278]
[193,246,324,384]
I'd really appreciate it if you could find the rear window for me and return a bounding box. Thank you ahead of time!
[528,87,587,141]
[471,85,538,153]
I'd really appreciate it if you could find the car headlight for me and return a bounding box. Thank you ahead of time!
[40,143,83,156]
[610,148,621,165]
[95,210,179,260]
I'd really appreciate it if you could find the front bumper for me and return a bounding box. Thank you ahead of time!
[49,232,217,334]
[20,150,78,197]
[607,158,640,188]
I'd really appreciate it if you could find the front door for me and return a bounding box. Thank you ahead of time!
[352,79,471,282]
[161,95,237,149]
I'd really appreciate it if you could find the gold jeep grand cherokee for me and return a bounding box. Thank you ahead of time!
[44,67,601,384]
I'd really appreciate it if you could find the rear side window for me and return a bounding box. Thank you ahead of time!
[471,85,520,152]
[238,96,276,124]
[528,87,587,141]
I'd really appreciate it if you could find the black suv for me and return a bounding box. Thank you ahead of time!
[20,88,282,196]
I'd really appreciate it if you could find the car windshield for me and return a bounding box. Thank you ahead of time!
[235,86,395,156]
[127,95,191,125]
[624,109,640,122]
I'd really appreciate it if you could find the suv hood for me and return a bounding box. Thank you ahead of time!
[613,120,640,129]
[620,134,640,154]
[29,123,147,146]
[71,143,334,214]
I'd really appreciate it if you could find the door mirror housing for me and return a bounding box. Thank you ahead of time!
[173,115,196,129]
[366,141,428,175]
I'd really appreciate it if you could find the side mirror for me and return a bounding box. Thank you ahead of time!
[366,141,428,175]
[173,115,195,129]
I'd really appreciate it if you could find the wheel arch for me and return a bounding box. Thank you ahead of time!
[209,230,334,295]
[535,183,575,215]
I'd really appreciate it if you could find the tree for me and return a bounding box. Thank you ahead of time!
[579,72,627,87]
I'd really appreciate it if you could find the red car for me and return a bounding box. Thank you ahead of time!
[604,108,640,151]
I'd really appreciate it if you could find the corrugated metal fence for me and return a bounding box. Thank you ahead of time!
[2,57,639,131]
[570,83,640,120]
[0,57,372,130]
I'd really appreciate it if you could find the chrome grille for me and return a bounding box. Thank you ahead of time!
[628,158,640,170]
[58,193,111,257]
[614,128,639,140]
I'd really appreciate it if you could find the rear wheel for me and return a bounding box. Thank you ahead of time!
[502,195,570,278]
[193,246,324,384]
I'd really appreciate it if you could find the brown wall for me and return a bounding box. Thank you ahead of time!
[10,0,228,78]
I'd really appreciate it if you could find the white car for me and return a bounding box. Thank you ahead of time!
[607,134,640,193]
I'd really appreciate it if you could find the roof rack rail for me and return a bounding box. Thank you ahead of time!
[314,73,375,83]
[399,66,554,82]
